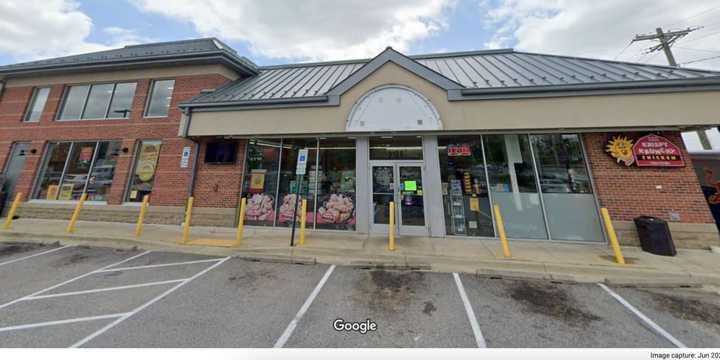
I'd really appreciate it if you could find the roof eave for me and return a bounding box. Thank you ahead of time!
[453,77,720,100]
[179,95,334,109]
[0,52,258,78]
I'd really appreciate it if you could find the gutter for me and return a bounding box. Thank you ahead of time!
[178,95,333,110]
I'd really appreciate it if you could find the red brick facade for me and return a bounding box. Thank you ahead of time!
[0,70,234,206]
[192,138,247,208]
[583,132,713,224]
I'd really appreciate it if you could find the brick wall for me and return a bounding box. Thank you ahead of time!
[583,131,713,224]
[0,70,233,206]
[192,138,247,208]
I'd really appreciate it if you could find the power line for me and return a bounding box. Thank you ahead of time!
[675,46,720,54]
[632,27,700,66]
[680,54,720,65]
[613,41,634,60]
[682,28,720,44]
[665,5,720,28]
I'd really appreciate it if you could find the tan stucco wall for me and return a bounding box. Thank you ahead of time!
[188,61,720,136]
[4,64,240,87]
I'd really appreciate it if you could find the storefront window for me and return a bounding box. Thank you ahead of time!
[34,141,121,201]
[126,141,162,202]
[484,134,548,240]
[370,136,423,160]
[531,134,603,241]
[34,142,71,200]
[276,138,318,228]
[242,139,281,226]
[438,136,494,237]
[316,138,356,230]
[85,142,120,201]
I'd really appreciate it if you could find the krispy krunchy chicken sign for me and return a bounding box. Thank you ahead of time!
[606,134,685,168]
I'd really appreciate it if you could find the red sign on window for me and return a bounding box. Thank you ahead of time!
[632,134,685,167]
[448,144,471,156]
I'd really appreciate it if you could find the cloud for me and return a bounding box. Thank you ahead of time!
[130,0,455,61]
[0,0,151,62]
[481,0,720,70]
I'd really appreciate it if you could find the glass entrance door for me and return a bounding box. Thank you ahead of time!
[371,161,426,235]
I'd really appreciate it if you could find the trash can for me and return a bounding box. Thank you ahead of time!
[633,216,676,256]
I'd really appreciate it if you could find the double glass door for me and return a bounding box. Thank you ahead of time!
[371,161,426,235]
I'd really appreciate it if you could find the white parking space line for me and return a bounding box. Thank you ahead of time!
[0,250,152,311]
[0,313,130,333]
[0,245,71,267]
[26,279,188,300]
[274,264,336,348]
[70,256,231,348]
[453,273,487,348]
[97,258,227,272]
[597,283,687,348]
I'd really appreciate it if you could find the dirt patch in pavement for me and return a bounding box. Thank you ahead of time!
[508,281,601,327]
[645,291,720,326]
[422,301,437,316]
[353,270,428,316]
[228,267,279,291]
[0,242,49,257]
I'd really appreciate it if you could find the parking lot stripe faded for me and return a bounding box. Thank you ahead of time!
[26,279,188,300]
[70,256,231,348]
[0,313,131,333]
[597,283,687,348]
[274,264,336,348]
[453,273,487,348]
[0,250,152,312]
[96,258,228,272]
[0,245,71,267]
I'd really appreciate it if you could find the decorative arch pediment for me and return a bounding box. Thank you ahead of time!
[346,85,441,132]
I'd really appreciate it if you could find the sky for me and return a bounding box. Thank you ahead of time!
[1,0,720,70]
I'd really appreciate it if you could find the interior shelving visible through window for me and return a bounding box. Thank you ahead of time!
[24,87,50,122]
[33,140,121,201]
[145,79,175,117]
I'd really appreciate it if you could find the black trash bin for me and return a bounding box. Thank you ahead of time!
[633,216,676,256]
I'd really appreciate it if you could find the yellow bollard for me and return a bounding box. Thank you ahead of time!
[135,195,149,238]
[299,198,307,246]
[493,204,512,258]
[3,192,23,230]
[388,201,395,251]
[600,207,626,265]
[66,193,87,234]
[180,196,194,244]
[233,197,247,247]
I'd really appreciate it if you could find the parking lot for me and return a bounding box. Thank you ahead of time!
[0,242,719,348]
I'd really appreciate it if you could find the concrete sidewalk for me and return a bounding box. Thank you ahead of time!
[1,217,719,286]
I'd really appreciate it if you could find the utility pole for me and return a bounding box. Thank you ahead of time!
[632,27,700,66]
[632,26,711,149]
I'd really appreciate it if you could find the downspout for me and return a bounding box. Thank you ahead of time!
[0,80,5,100]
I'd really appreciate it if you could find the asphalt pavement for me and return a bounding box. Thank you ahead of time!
[0,241,718,348]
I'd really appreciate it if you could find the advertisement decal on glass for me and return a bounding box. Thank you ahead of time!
[248,169,266,193]
[136,143,161,182]
[448,144,471,157]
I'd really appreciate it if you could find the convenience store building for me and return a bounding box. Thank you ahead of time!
[2,39,720,248]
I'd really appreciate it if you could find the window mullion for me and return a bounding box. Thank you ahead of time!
[105,83,117,119]
[56,142,74,199]
[79,85,92,120]
[83,141,101,194]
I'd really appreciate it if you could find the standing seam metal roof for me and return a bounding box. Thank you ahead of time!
[188,48,720,104]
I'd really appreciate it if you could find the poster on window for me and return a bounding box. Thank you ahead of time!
[317,193,355,226]
[136,143,161,181]
[249,169,266,193]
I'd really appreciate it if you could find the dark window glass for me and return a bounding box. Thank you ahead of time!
[86,142,121,201]
[531,134,592,194]
[146,79,175,117]
[316,138,356,230]
[275,138,317,228]
[108,83,136,119]
[25,87,50,122]
[205,142,238,164]
[438,136,494,237]
[242,139,281,227]
[82,84,114,119]
[61,142,97,200]
[59,85,89,120]
[34,143,71,200]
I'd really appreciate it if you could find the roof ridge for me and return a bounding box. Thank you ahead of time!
[122,37,218,49]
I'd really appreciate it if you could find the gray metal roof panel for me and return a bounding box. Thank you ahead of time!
[183,47,720,106]
[0,38,259,76]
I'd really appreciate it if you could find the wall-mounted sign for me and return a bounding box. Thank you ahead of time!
[606,134,684,168]
[180,146,191,168]
[448,144,471,157]
[136,143,161,182]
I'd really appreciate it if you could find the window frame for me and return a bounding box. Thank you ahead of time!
[143,79,176,118]
[56,81,137,121]
[23,87,51,123]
